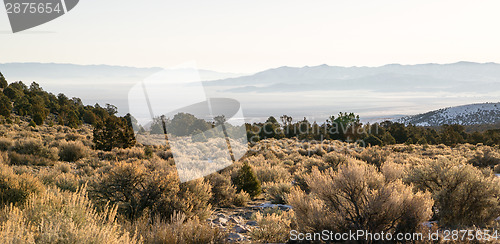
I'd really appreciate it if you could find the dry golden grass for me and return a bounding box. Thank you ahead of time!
[0,187,138,244]
[127,212,226,244]
[0,122,498,243]
[249,210,293,243]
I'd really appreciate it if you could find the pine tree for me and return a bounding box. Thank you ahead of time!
[93,115,136,151]
[0,72,8,88]
[234,161,261,198]
[0,93,12,118]
[364,134,383,146]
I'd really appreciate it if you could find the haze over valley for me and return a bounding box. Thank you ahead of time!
[1,62,499,123]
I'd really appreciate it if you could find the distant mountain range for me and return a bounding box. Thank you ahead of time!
[0,63,245,114]
[203,61,500,121]
[204,61,500,93]
[1,62,499,122]
[396,102,500,126]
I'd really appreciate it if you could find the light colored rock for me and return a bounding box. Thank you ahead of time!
[257,202,292,210]
[228,232,245,241]
[216,217,228,225]
[233,224,249,233]
[228,216,244,224]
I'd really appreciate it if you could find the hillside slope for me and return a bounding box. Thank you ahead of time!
[396,102,500,126]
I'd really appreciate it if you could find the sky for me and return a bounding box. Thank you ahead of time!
[1,0,500,73]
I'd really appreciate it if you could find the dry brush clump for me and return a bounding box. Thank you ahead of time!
[287,159,434,235]
[232,190,251,207]
[127,212,226,244]
[58,140,89,162]
[255,164,291,184]
[0,163,44,206]
[380,160,408,182]
[206,172,238,207]
[405,157,500,227]
[8,138,58,166]
[34,162,85,193]
[249,210,294,243]
[0,120,499,243]
[262,180,293,204]
[90,161,213,221]
[356,146,390,168]
[467,146,500,168]
[0,186,138,244]
[0,138,13,151]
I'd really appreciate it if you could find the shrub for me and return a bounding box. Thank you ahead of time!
[112,147,145,160]
[33,113,44,126]
[55,162,72,173]
[0,163,44,206]
[129,212,225,244]
[157,150,173,160]
[233,191,250,207]
[357,146,389,168]
[468,148,500,168]
[65,133,82,141]
[263,181,292,204]
[0,137,13,151]
[92,162,212,221]
[380,161,407,182]
[12,138,44,155]
[12,138,57,161]
[173,179,213,220]
[0,187,138,243]
[286,187,334,231]
[303,157,330,172]
[234,161,261,198]
[322,152,348,170]
[287,161,434,234]
[206,173,237,207]
[91,162,147,219]
[58,141,88,162]
[249,211,293,243]
[8,152,37,166]
[495,164,500,174]
[144,146,154,159]
[405,158,500,227]
[255,165,291,183]
[0,151,8,165]
[54,173,80,192]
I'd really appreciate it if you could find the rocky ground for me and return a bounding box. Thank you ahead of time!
[207,198,292,243]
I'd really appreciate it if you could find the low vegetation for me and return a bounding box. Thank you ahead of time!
[0,77,498,243]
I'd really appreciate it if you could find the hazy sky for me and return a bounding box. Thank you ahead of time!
[1,0,500,73]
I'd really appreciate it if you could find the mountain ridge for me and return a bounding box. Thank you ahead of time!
[395,102,500,126]
[204,61,500,94]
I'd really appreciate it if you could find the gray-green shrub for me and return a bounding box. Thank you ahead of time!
[59,141,88,162]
